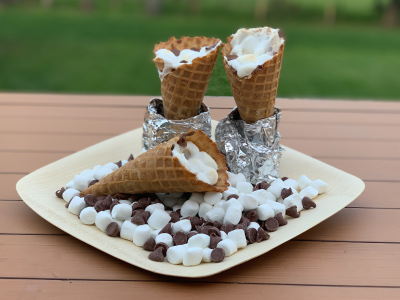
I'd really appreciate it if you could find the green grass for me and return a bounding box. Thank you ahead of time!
[0,7,399,100]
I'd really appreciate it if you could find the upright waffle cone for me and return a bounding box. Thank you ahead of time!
[221,36,285,123]
[153,36,221,120]
[80,130,229,196]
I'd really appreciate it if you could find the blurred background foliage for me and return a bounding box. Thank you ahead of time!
[0,0,399,100]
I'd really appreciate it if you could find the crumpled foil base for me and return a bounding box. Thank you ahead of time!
[215,107,283,184]
[142,98,212,151]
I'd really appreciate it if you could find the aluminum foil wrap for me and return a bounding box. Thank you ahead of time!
[215,107,283,184]
[142,98,212,151]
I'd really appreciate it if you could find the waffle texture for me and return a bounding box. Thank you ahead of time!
[80,130,229,196]
[221,36,285,124]
[153,36,221,120]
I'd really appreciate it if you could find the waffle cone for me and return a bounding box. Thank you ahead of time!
[221,36,285,123]
[80,130,229,196]
[153,36,221,120]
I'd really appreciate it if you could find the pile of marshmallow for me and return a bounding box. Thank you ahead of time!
[56,158,327,267]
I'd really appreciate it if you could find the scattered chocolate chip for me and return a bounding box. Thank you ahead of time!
[106,222,120,237]
[102,195,113,210]
[131,202,143,212]
[190,47,200,52]
[176,209,181,216]
[244,210,259,222]
[88,179,99,187]
[264,217,279,232]
[281,188,293,200]
[274,212,288,226]
[187,232,197,239]
[220,223,234,234]
[213,221,222,230]
[128,154,134,161]
[173,231,187,245]
[84,194,98,206]
[140,211,151,223]
[171,48,180,56]
[55,187,66,199]
[195,225,202,233]
[211,248,225,263]
[281,177,288,181]
[239,216,251,227]
[179,60,188,63]
[138,197,151,208]
[155,242,169,256]
[235,223,247,231]
[286,206,301,218]
[97,196,106,201]
[202,226,220,237]
[143,237,156,251]
[203,221,214,227]
[115,160,122,168]
[246,228,258,244]
[65,198,73,209]
[302,197,317,210]
[257,227,270,241]
[109,200,120,213]
[226,194,239,200]
[255,181,271,190]
[227,54,238,61]
[209,233,222,249]
[94,200,104,212]
[169,211,180,223]
[176,131,195,148]
[159,223,172,235]
[190,216,204,230]
[131,211,145,225]
[113,193,129,200]
[148,247,165,262]
[205,43,218,51]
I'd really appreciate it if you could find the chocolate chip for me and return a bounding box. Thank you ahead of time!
[281,188,293,200]
[148,247,165,262]
[131,202,143,212]
[155,242,169,256]
[239,216,251,227]
[274,212,288,226]
[131,211,145,225]
[202,226,220,237]
[209,233,222,249]
[94,200,104,212]
[211,248,225,263]
[115,160,122,168]
[195,225,202,233]
[143,237,156,251]
[169,211,180,223]
[281,177,288,181]
[138,197,151,209]
[176,131,195,148]
[190,47,200,52]
[65,197,73,209]
[213,221,222,230]
[246,228,258,244]
[227,54,238,61]
[179,60,188,63]
[88,179,99,187]
[173,231,187,245]
[226,194,239,200]
[220,223,234,234]
[97,196,106,201]
[84,194,98,206]
[244,210,259,222]
[102,195,113,210]
[302,197,317,210]
[171,48,180,56]
[55,187,66,198]
[264,217,279,232]
[235,223,247,231]
[109,200,120,213]
[106,222,120,237]
[190,216,204,230]
[113,193,129,200]
[159,223,172,235]
[286,206,301,218]
[257,227,270,241]
[278,29,285,38]
[205,43,218,51]
[187,232,197,239]
[141,211,151,223]
[255,181,271,191]
[128,154,134,161]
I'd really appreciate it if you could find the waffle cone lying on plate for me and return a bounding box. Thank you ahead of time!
[153,36,221,120]
[80,130,229,196]
[221,35,285,124]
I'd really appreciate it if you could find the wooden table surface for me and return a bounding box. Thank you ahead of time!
[1,93,400,299]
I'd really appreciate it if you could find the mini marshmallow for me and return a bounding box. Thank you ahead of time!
[188,193,204,204]
[284,179,299,191]
[271,178,285,187]
[227,229,247,248]
[310,179,328,194]
[79,207,97,225]
[65,180,74,189]
[145,203,165,214]
[173,204,182,211]
[247,222,260,230]
[204,192,223,205]
[223,186,239,200]
[283,194,303,212]
[257,203,275,221]
[227,172,246,188]
[238,194,258,211]
[68,196,87,215]
[119,200,132,205]
[236,182,253,194]
[120,221,137,241]
[222,199,244,212]
[204,207,225,223]
[188,234,210,248]
[156,233,174,247]
[197,152,218,170]
[172,219,192,234]
[220,231,228,240]
[95,210,114,232]
[93,167,113,181]
[198,202,213,219]
[298,175,312,190]
[92,165,102,172]
[266,200,286,216]
[183,247,203,266]
[251,189,276,205]
[213,200,226,210]
[121,160,128,166]
[167,245,187,265]
[111,203,132,220]
[217,239,237,256]
[79,169,94,180]
[132,224,152,247]
[150,229,161,239]
[267,184,284,199]
[161,195,177,208]
[300,186,319,199]
[103,162,119,171]
[223,206,242,225]
[147,209,171,230]
[197,167,218,185]
[62,188,80,202]
[180,200,200,218]
[202,247,213,263]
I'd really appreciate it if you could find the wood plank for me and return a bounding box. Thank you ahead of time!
[1,279,400,300]
[0,174,24,200]
[350,181,400,209]
[0,235,399,286]
[2,201,399,244]
[0,152,66,174]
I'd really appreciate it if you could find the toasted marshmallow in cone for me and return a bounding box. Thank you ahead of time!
[80,130,229,196]
[153,36,221,120]
[221,27,285,123]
